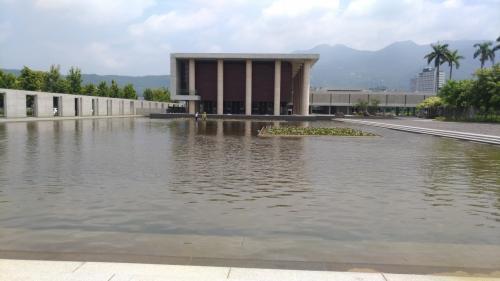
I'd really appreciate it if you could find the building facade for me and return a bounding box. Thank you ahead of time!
[310,88,435,115]
[170,53,319,116]
[412,67,445,93]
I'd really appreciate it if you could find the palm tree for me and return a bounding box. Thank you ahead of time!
[424,43,449,93]
[493,36,500,53]
[473,42,495,68]
[445,50,464,80]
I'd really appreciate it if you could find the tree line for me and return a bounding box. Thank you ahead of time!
[419,36,499,121]
[0,65,172,102]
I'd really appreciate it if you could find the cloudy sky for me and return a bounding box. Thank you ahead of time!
[1,0,499,75]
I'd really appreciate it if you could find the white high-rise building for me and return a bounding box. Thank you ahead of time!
[412,67,445,93]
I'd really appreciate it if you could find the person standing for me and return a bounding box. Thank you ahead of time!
[195,112,199,121]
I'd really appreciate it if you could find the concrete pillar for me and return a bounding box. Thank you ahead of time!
[188,59,196,114]
[35,93,53,117]
[81,96,93,116]
[98,98,107,116]
[301,61,311,116]
[274,60,281,116]
[61,95,75,117]
[245,60,252,115]
[217,59,224,115]
[4,90,27,118]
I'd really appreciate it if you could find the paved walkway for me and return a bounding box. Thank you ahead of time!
[1,259,499,281]
[361,117,500,137]
[340,118,500,145]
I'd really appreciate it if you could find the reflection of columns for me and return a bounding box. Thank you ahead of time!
[188,59,196,114]
[245,60,252,116]
[274,60,281,116]
[301,61,311,116]
[217,60,224,115]
[244,120,251,137]
[216,120,223,137]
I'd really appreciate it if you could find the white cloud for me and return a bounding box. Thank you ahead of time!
[84,42,125,70]
[0,21,12,43]
[263,0,340,18]
[2,0,500,74]
[34,0,155,24]
[129,9,216,36]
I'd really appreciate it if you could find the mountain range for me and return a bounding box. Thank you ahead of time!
[303,40,487,90]
[3,40,493,93]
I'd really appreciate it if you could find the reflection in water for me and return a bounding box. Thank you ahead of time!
[168,120,310,209]
[0,118,499,245]
[422,139,500,226]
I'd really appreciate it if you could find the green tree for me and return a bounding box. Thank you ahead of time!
[109,80,121,98]
[19,66,43,91]
[472,64,500,113]
[438,79,474,108]
[0,70,18,89]
[493,36,500,53]
[444,50,464,80]
[424,43,449,93]
[42,64,68,93]
[82,83,97,96]
[152,87,171,102]
[97,81,109,97]
[67,66,82,94]
[122,84,137,99]
[143,88,153,101]
[473,42,495,68]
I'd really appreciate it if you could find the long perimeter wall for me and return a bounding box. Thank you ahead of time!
[0,89,177,118]
[310,90,435,108]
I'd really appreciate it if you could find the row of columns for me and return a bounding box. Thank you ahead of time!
[187,59,311,116]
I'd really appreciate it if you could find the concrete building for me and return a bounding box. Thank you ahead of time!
[412,67,445,93]
[310,89,435,115]
[170,53,319,116]
[0,88,177,118]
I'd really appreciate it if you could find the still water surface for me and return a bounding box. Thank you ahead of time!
[0,118,499,246]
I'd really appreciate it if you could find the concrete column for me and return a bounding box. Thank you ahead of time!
[217,59,224,115]
[81,96,93,116]
[188,59,196,114]
[35,93,53,117]
[301,61,311,116]
[245,60,252,115]
[274,60,281,116]
[4,90,27,118]
[61,95,75,117]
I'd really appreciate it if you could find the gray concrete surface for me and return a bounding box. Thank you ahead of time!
[1,259,499,281]
[363,117,500,137]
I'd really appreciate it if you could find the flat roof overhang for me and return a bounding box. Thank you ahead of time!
[171,53,320,64]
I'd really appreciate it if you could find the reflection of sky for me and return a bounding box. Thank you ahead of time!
[0,119,499,244]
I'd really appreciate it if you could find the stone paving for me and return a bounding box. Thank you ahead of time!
[1,259,500,281]
[368,117,500,137]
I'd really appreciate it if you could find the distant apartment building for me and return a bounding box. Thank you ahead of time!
[410,67,445,93]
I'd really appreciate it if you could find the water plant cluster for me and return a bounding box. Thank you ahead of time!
[259,126,376,136]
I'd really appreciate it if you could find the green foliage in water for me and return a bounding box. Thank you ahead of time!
[261,126,376,136]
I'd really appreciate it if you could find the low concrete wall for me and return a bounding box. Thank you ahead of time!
[310,91,434,108]
[0,88,180,118]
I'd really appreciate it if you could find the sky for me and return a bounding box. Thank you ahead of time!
[0,0,499,75]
